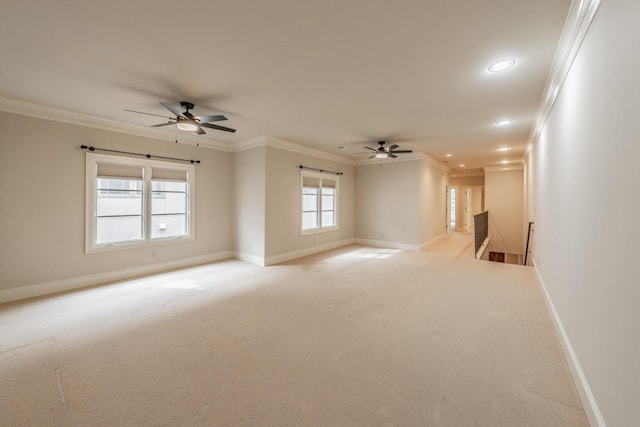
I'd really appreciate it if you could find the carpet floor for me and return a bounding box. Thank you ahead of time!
[0,235,588,426]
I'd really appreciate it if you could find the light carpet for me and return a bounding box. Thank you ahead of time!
[0,236,588,426]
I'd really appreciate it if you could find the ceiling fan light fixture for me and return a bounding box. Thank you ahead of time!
[375,152,388,159]
[177,121,198,132]
[488,59,516,73]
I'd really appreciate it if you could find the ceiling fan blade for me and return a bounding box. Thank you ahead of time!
[390,150,413,153]
[196,114,227,123]
[124,109,173,120]
[369,155,376,159]
[150,121,176,127]
[201,123,237,133]
[388,144,399,151]
[196,126,206,135]
[389,153,398,158]
[159,101,183,118]
[363,146,377,152]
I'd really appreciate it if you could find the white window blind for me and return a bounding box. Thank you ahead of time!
[300,170,339,234]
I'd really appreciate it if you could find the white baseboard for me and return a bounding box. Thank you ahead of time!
[0,251,233,304]
[419,233,447,251]
[233,251,266,267]
[532,262,606,427]
[264,238,355,266]
[354,238,421,252]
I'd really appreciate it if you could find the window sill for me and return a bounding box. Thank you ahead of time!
[300,226,339,236]
[85,235,194,254]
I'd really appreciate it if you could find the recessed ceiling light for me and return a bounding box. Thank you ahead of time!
[488,59,516,73]
[496,119,512,126]
[496,147,510,152]
[500,160,510,164]
[445,154,453,157]
[459,164,465,168]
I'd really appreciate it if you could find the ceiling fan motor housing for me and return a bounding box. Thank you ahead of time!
[180,101,195,112]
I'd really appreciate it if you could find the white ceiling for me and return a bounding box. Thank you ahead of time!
[0,0,571,171]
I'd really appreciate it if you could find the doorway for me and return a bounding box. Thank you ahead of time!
[464,186,483,232]
[449,186,457,232]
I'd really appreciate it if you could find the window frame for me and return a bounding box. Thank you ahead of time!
[85,153,195,254]
[299,170,339,235]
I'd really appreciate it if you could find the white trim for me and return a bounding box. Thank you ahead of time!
[483,165,524,173]
[355,152,448,172]
[419,233,447,251]
[266,137,354,165]
[354,238,421,252]
[234,136,355,166]
[419,153,451,172]
[233,251,266,267]
[450,167,486,178]
[264,238,355,266]
[233,136,269,152]
[0,96,450,171]
[527,0,602,155]
[0,96,234,152]
[475,236,490,259]
[0,251,233,304]
[532,261,606,427]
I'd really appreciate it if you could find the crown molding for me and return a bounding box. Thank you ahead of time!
[0,95,235,152]
[233,136,269,152]
[451,170,485,178]
[420,152,451,173]
[0,96,355,162]
[355,151,449,172]
[233,136,355,165]
[0,96,446,169]
[265,137,355,165]
[527,0,602,154]
[483,165,524,173]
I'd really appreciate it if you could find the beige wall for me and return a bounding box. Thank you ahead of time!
[526,1,640,424]
[419,158,448,244]
[355,157,447,248]
[264,144,355,260]
[355,160,421,246]
[0,112,233,292]
[484,169,524,255]
[449,175,484,187]
[233,146,266,260]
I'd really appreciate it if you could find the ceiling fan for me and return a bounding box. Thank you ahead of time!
[125,101,236,135]
[363,141,412,159]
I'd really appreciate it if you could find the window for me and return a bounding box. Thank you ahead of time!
[300,170,338,234]
[86,153,195,253]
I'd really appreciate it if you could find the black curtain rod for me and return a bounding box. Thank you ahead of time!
[299,165,343,175]
[81,145,200,164]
